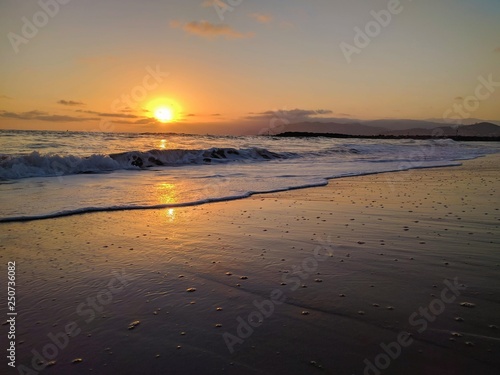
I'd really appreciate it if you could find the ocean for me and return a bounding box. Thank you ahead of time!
[1,129,499,222]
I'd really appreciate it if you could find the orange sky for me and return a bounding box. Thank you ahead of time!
[1,0,499,134]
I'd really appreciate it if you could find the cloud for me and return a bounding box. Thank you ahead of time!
[170,20,254,40]
[111,117,159,125]
[454,96,464,101]
[249,13,273,24]
[0,95,13,100]
[245,109,333,121]
[0,110,98,122]
[76,109,139,119]
[57,99,85,106]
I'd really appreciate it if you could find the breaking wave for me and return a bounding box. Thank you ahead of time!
[0,147,295,180]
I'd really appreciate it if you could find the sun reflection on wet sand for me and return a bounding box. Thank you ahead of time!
[156,183,177,221]
[165,208,176,221]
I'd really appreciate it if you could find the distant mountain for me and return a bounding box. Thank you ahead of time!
[363,119,446,131]
[363,119,500,130]
[384,122,500,137]
[282,121,386,136]
[281,121,500,137]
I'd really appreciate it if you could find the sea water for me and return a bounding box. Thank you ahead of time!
[1,130,498,222]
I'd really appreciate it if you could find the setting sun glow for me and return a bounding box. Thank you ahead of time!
[154,107,174,123]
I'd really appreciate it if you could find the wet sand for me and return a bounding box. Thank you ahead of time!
[1,155,499,375]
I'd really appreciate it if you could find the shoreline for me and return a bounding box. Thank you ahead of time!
[1,155,484,224]
[1,154,499,375]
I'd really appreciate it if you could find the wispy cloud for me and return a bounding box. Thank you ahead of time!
[0,94,13,100]
[120,107,135,113]
[76,109,139,119]
[249,13,273,24]
[0,110,98,122]
[111,117,159,125]
[57,99,85,106]
[246,109,333,121]
[170,20,254,40]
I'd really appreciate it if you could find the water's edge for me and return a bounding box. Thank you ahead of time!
[0,161,465,223]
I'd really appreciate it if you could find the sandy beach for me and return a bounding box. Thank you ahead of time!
[1,154,499,375]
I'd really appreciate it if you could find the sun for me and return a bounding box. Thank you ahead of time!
[154,107,174,123]
[146,97,182,123]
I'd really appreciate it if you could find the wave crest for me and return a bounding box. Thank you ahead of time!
[0,147,292,180]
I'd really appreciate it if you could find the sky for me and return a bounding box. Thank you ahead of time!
[0,0,499,135]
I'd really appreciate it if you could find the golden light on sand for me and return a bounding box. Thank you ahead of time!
[154,107,174,123]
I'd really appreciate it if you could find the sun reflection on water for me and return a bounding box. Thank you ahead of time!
[157,183,176,201]
[156,183,177,221]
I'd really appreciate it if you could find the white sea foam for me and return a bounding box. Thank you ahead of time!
[0,130,498,221]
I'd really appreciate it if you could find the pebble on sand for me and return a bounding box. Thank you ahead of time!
[128,321,140,330]
[309,361,323,369]
[460,302,476,308]
[186,288,196,292]
[72,358,83,364]
[301,311,310,315]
